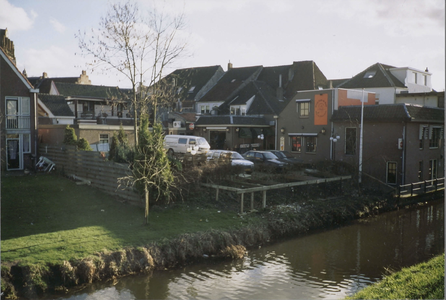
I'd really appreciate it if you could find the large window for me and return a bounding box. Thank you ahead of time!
[200,105,210,114]
[345,128,357,155]
[306,136,317,153]
[291,136,302,153]
[5,97,30,129]
[386,161,397,184]
[429,127,442,148]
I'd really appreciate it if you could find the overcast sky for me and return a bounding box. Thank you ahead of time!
[1,0,444,91]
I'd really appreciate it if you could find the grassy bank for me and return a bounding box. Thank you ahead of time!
[1,174,258,265]
[1,172,395,298]
[348,254,445,299]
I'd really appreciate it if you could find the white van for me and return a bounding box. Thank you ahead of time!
[164,135,210,155]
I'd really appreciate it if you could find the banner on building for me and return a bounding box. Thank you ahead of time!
[314,93,328,125]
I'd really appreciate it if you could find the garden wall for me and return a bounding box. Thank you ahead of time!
[38,145,142,206]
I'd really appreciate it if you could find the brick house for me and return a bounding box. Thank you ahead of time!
[331,104,444,185]
[0,30,39,171]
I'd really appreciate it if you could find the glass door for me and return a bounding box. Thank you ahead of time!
[6,137,21,170]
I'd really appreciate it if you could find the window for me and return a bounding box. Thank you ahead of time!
[99,134,109,144]
[200,105,210,114]
[23,133,31,153]
[429,127,442,148]
[291,136,302,153]
[413,72,417,84]
[297,101,310,117]
[5,97,30,129]
[188,86,195,93]
[429,159,437,180]
[364,71,376,78]
[386,161,397,184]
[423,75,427,86]
[306,136,317,153]
[345,128,357,155]
[178,138,187,144]
[418,161,423,181]
[189,138,196,145]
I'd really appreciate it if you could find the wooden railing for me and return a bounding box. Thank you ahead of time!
[397,178,445,198]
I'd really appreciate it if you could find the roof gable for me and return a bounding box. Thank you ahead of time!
[338,62,406,89]
[0,47,35,91]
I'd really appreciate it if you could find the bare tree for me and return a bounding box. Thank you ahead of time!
[77,1,187,146]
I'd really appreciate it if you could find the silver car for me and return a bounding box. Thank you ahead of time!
[207,150,254,173]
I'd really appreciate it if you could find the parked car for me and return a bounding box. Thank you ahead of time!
[267,150,302,164]
[207,150,254,173]
[164,135,210,155]
[242,150,288,171]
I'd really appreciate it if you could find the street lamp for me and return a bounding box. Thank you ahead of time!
[330,135,340,161]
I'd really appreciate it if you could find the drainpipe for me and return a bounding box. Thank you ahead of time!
[274,115,278,150]
[402,123,406,185]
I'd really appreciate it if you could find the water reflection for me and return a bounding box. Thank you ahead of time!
[44,200,444,300]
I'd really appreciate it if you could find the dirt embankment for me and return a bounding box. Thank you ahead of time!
[1,192,399,300]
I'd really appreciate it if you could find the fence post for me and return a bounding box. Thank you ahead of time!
[262,190,266,208]
[216,187,219,202]
[251,192,254,211]
[424,180,427,193]
[411,183,414,196]
[435,178,438,191]
[240,193,244,214]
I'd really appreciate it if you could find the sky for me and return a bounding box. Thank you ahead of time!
[1,0,444,91]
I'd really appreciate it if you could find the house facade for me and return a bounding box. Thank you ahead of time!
[331,104,444,185]
[277,88,376,163]
[1,39,39,171]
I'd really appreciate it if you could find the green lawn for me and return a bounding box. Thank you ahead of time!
[1,174,253,265]
[348,254,445,299]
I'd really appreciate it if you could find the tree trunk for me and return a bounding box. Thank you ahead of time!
[144,183,149,224]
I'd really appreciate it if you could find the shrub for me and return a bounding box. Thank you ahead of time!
[63,125,78,145]
[77,138,93,151]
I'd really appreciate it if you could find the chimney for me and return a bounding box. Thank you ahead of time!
[43,72,48,78]
[425,67,429,72]
[228,61,233,70]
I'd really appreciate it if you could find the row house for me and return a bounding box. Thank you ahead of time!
[331,104,444,185]
[1,31,39,171]
[193,61,330,151]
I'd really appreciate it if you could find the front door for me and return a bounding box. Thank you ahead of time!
[6,137,21,170]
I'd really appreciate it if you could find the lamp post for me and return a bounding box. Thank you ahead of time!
[330,136,340,161]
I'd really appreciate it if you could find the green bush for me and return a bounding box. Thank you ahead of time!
[63,125,77,146]
[77,138,92,151]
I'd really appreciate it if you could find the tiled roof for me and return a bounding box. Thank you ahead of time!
[161,65,223,101]
[54,82,130,99]
[198,66,262,103]
[170,112,197,123]
[331,103,444,123]
[38,94,74,117]
[338,62,406,89]
[195,115,269,126]
[29,77,79,94]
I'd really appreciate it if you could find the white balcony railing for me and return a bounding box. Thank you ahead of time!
[6,116,31,129]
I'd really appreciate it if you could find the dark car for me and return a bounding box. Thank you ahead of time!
[242,150,288,171]
[267,150,302,164]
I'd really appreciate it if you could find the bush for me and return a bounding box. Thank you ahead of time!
[63,125,77,146]
[77,138,92,151]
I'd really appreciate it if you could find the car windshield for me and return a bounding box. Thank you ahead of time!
[231,152,244,159]
[197,138,208,145]
[273,152,286,158]
[263,152,278,159]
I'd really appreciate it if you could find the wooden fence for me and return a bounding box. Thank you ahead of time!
[397,178,444,199]
[202,175,352,213]
[38,145,142,205]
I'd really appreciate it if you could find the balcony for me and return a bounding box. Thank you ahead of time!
[6,116,30,129]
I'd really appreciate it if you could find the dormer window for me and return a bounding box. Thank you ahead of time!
[188,86,195,93]
[230,105,246,115]
[177,87,183,94]
[364,71,376,78]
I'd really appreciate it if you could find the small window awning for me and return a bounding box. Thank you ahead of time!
[288,132,318,136]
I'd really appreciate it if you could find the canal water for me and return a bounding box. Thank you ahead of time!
[43,200,444,300]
